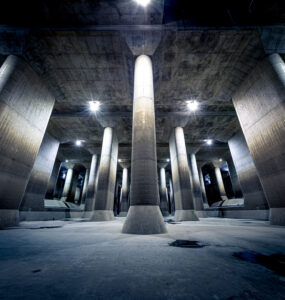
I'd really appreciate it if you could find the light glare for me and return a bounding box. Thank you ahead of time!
[206,139,213,145]
[134,0,151,7]
[75,140,82,146]
[187,100,199,111]
[89,101,100,112]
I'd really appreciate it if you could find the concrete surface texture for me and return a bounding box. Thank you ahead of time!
[228,131,268,211]
[233,54,285,225]
[0,218,284,300]
[91,127,118,221]
[169,127,198,221]
[20,133,60,213]
[119,167,129,216]
[0,55,55,227]
[122,55,166,234]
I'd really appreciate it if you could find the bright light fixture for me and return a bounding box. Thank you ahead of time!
[65,159,69,163]
[187,100,199,111]
[166,158,170,162]
[219,158,223,162]
[75,140,82,146]
[206,139,213,145]
[89,101,100,112]
[134,0,151,7]
[118,159,122,162]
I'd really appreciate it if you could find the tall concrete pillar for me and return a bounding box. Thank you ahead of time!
[20,133,60,220]
[168,176,175,214]
[84,154,99,215]
[189,154,207,217]
[90,127,118,221]
[45,159,62,199]
[158,163,169,216]
[80,168,90,205]
[169,127,199,221]
[198,167,209,208]
[225,154,243,198]
[213,162,228,201]
[233,54,285,225]
[61,168,74,201]
[0,55,54,227]
[122,55,167,234]
[119,166,129,217]
[228,131,269,219]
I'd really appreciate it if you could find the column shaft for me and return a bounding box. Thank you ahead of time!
[84,154,98,213]
[119,168,129,216]
[199,168,209,208]
[45,159,62,199]
[159,168,169,216]
[81,168,90,205]
[61,168,73,201]
[0,55,54,227]
[91,127,118,221]
[169,127,198,221]
[122,55,166,234]
[214,167,227,200]
[233,54,284,224]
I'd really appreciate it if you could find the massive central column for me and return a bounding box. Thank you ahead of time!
[90,127,118,221]
[61,167,74,201]
[119,167,129,216]
[122,55,167,234]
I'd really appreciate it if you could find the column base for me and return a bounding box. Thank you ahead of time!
[174,209,199,221]
[89,210,115,222]
[269,208,285,226]
[122,205,167,234]
[161,210,170,217]
[0,209,19,228]
[119,211,128,217]
[195,210,207,218]
[81,211,93,218]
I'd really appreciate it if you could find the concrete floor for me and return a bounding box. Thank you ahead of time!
[0,218,284,300]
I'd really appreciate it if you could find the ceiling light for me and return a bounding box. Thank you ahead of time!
[219,158,223,162]
[134,0,151,7]
[166,158,170,162]
[89,101,100,112]
[187,100,199,111]
[65,160,69,163]
[206,139,213,145]
[75,140,82,146]
[118,159,122,162]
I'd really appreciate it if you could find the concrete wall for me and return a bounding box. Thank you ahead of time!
[20,133,59,213]
[0,55,54,226]
[45,158,61,199]
[233,54,285,225]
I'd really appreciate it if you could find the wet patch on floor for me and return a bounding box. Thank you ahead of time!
[29,226,63,230]
[233,251,285,276]
[169,240,206,248]
[32,269,41,273]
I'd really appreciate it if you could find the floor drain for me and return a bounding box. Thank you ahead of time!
[233,251,285,276]
[169,240,205,248]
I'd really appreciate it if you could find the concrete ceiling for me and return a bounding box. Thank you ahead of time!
[0,0,284,163]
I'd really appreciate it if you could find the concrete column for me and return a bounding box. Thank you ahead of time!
[233,54,285,225]
[189,154,207,217]
[80,168,89,205]
[20,133,60,220]
[198,167,209,208]
[61,168,73,201]
[122,55,167,234]
[90,127,118,221]
[45,159,62,199]
[213,162,228,201]
[228,131,269,219]
[225,155,243,198]
[168,176,175,214]
[84,154,99,215]
[159,165,169,216]
[0,55,54,227]
[119,167,129,216]
[169,127,199,221]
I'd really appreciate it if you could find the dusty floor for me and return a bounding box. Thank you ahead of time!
[0,217,284,300]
